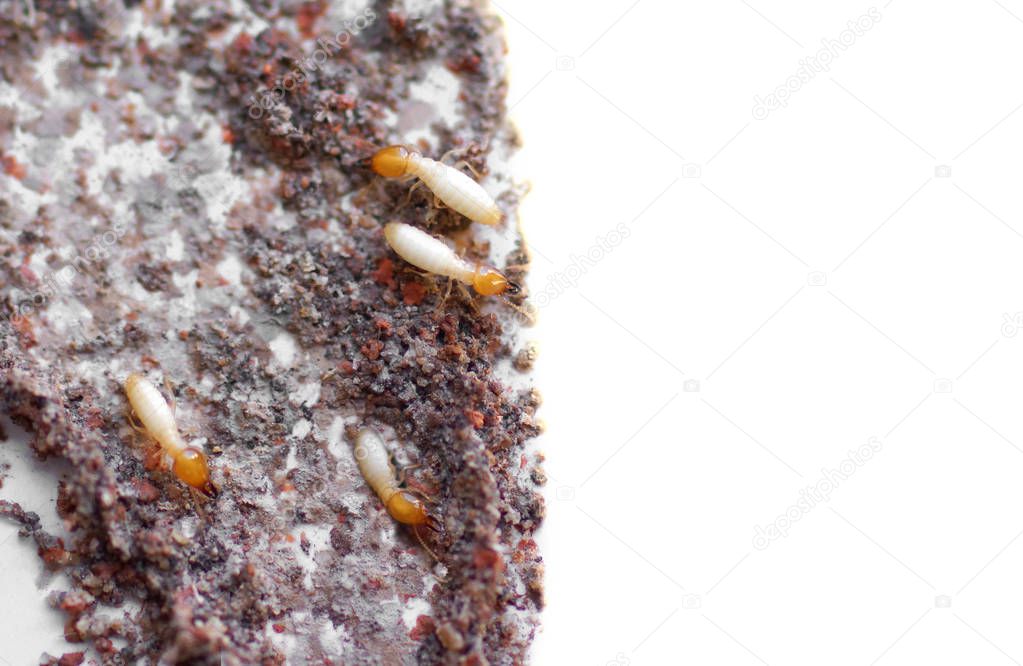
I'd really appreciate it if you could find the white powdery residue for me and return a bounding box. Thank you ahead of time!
[229,304,251,326]
[125,279,158,306]
[206,0,270,49]
[26,249,49,278]
[317,616,352,657]
[323,0,373,28]
[335,190,361,218]
[284,445,298,474]
[32,44,77,106]
[43,299,94,337]
[289,380,321,408]
[192,158,248,229]
[401,595,432,630]
[166,229,185,261]
[285,524,330,591]
[325,416,347,459]
[216,254,243,286]
[408,64,462,130]
[171,69,194,118]
[249,486,282,514]
[291,419,312,441]
[169,269,200,320]
[3,129,52,217]
[135,6,177,48]
[268,331,297,368]
[90,108,171,184]
[379,105,399,131]
[401,0,444,20]
[177,515,200,540]
[0,81,41,119]
[267,611,306,654]
[57,112,105,197]
[71,357,117,389]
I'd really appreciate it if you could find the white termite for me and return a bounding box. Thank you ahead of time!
[354,428,437,530]
[382,222,517,296]
[370,145,502,226]
[124,373,215,496]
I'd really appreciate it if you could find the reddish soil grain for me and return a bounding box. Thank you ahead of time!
[0,0,544,663]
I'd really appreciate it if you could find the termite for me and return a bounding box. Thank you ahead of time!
[354,428,440,558]
[124,373,217,497]
[370,145,502,226]
[383,222,518,297]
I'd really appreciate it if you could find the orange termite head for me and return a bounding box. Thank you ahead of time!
[472,266,517,296]
[174,447,217,497]
[386,490,439,530]
[371,145,412,178]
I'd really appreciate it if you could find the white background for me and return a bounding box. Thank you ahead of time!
[6,1,1023,665]
[506,1,1023,664]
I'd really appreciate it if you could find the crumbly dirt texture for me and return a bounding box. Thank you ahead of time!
[0,1,544,664]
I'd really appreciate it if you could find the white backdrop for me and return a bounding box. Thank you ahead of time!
[507,1,1023,664]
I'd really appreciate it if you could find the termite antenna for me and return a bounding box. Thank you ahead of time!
[413,524,442,563]
[190,488,209,520]
[502,297,536,326]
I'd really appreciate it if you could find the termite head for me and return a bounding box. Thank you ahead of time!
[472,266,518,296]
[174,447,217,497]
[387,491,440,531]
[371,145,412,178]
[124,372,144,394]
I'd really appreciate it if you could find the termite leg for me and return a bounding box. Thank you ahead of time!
[142,444,165,472]
[400,267,440,295]
[399,476,436,506]
[413,525,442,563]
[398,180,425,212]
[407,486,436,506]
[503,297,536,326]
[126,409,145,434]
[396,463,421,486]
[163,377,176,414]
[456,283,479,312]
[424,206,438,226]
[189,488,209,520]
[454,159,482,179]
[439,278,455,307]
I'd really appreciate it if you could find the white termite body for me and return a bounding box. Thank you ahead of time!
[370,145,502,226]
[353,428,436,529]
[124,373,215,495]
[354,428,398,500]
[382,222,515,296]
[384,221,473,282]
[407,154,501,226]
[125,373,186,459]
